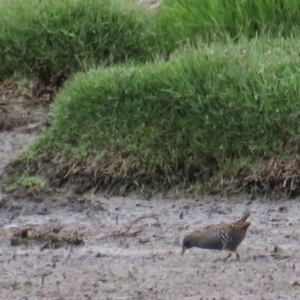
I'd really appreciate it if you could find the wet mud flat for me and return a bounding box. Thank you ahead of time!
[1,195,300,300]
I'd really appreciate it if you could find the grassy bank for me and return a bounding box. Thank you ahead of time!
[0,0,153,83]
[5,38,300,197]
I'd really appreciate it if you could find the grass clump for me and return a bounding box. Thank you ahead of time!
[155,0,300,52]
[0,0,153,83]
[5,38,300,196]
[2,0,300,86]
[5,172,51,193]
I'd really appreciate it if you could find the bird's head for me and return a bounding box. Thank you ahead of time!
[181,234,195,256]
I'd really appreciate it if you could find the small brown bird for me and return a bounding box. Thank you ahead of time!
[181,210,251,261]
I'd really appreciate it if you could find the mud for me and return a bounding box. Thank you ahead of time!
[1,194,300,300]
[1,83,300,299]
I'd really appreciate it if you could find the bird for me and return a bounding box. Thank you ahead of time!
[181,210,251,261]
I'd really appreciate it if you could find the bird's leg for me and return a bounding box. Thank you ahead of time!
[223,252,233,261]
[235,251,241,262]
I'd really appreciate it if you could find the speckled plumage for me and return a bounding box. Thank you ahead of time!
[181,210,251,261]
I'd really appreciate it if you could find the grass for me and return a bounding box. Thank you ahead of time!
[3,0,300,197]
[5,172,51,193]
[0,0,154,82]
[155,0,300,52]
[2,0,300,82]
[5,38,300,197]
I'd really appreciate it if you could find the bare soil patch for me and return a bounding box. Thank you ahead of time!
[0,80,54,133]
[1,194,300,299]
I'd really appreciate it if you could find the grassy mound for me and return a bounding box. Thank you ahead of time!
[156,0,300,52]
[2,0,300,85]
[5,38,300,197]
[0,0,153,83]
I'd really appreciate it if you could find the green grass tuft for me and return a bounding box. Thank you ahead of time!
[5,172,51,193]
[155,0,300,52]
[2,0,300,83]
[0,0,154,82]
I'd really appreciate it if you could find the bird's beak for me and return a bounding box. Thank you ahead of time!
[181,247,186,256]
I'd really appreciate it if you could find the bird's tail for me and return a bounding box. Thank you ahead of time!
[235,208,251,223]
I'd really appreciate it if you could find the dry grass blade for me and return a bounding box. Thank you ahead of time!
[124,214,159,238]
[243,157,300,197]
